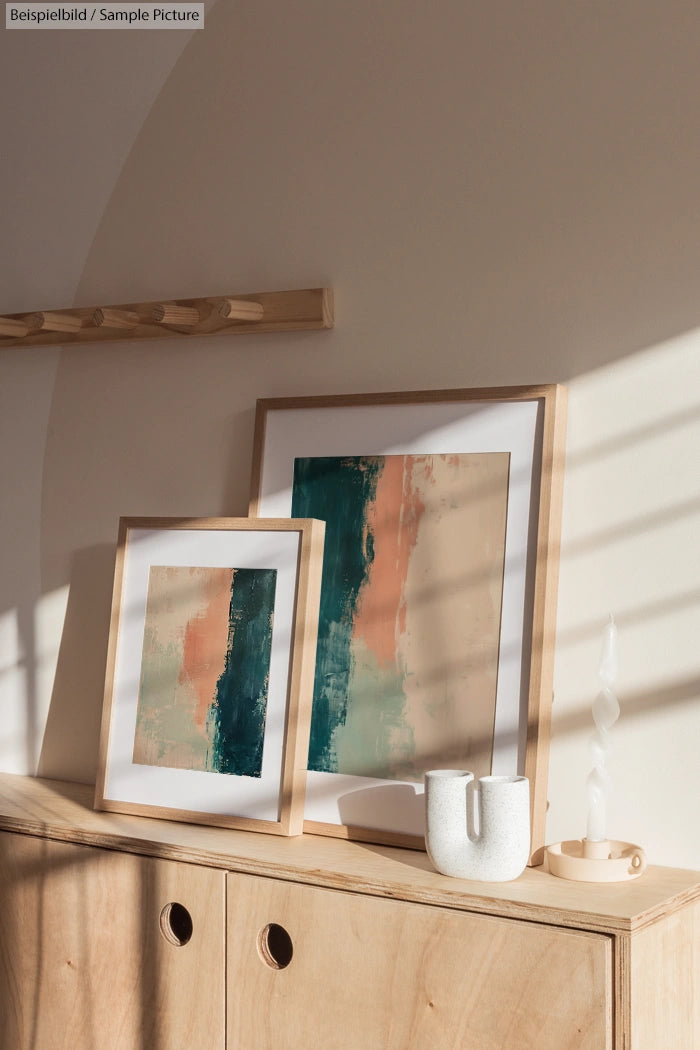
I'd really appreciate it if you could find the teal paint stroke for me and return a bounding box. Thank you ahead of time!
[291,456,383,773]
[210,567,277,777]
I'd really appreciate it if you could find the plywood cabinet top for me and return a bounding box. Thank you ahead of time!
[0,773,697,935]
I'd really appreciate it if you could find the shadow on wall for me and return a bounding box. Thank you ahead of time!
[37,544,116,784]
[25,488,700,792]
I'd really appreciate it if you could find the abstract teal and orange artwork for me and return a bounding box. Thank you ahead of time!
[291,453,510,783]
[132,565,276,777]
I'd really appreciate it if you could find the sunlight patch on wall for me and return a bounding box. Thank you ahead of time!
[548,328,700,868]
[34,585,70,760]
[558,324,700,687]
[0,608,28,770]
[0,587,69,774]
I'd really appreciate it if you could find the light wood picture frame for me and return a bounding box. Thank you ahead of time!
[250,387,567,859]
[95,516,325,836]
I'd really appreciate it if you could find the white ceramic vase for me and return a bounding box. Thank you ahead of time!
[424,769,531,882]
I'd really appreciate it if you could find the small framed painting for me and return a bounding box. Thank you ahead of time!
[249,386,567,858]
[95,516,325,835]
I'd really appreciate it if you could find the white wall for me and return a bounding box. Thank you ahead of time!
[1,0,699,868]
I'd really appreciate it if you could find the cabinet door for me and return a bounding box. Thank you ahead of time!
[227,872,612,1050]
[0,832,225,1050]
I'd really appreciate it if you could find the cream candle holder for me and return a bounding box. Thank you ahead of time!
[546,837,647,882]
[546,616,646,883]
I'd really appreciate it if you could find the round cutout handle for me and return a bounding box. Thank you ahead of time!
[629,849,647,876]
[159,902,193,946]
[257,923,293,969]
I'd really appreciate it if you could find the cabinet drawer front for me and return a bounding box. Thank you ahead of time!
[227,873,612,1050]
[0,832,226,1050]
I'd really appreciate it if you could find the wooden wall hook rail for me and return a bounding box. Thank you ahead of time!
[0,288,333,349]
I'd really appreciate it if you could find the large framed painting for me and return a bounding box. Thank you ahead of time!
[249,387,567,858]
[95,517,325,835]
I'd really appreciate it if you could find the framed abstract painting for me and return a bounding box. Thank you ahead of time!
[249,386,567,858]
[95,517,325,835]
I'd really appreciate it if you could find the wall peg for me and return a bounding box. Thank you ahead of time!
[0,317,28,338]
[26,311,82,334]
[93,307,140,330]
[219,298,264,322]
[152,304,202,327]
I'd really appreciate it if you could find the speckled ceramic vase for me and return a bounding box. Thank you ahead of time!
[425,769,531,882]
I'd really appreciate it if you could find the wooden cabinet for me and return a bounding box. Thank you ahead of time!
[0,774,697,1050]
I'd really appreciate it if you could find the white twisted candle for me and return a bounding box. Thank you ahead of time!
[586,615,620,843]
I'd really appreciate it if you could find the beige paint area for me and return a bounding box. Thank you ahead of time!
[341,453,510,782]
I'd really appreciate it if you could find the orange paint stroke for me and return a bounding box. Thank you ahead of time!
[179,567,233,729]
[352,455,425,668]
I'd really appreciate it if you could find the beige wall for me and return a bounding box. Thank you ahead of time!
[1,1,699,868]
